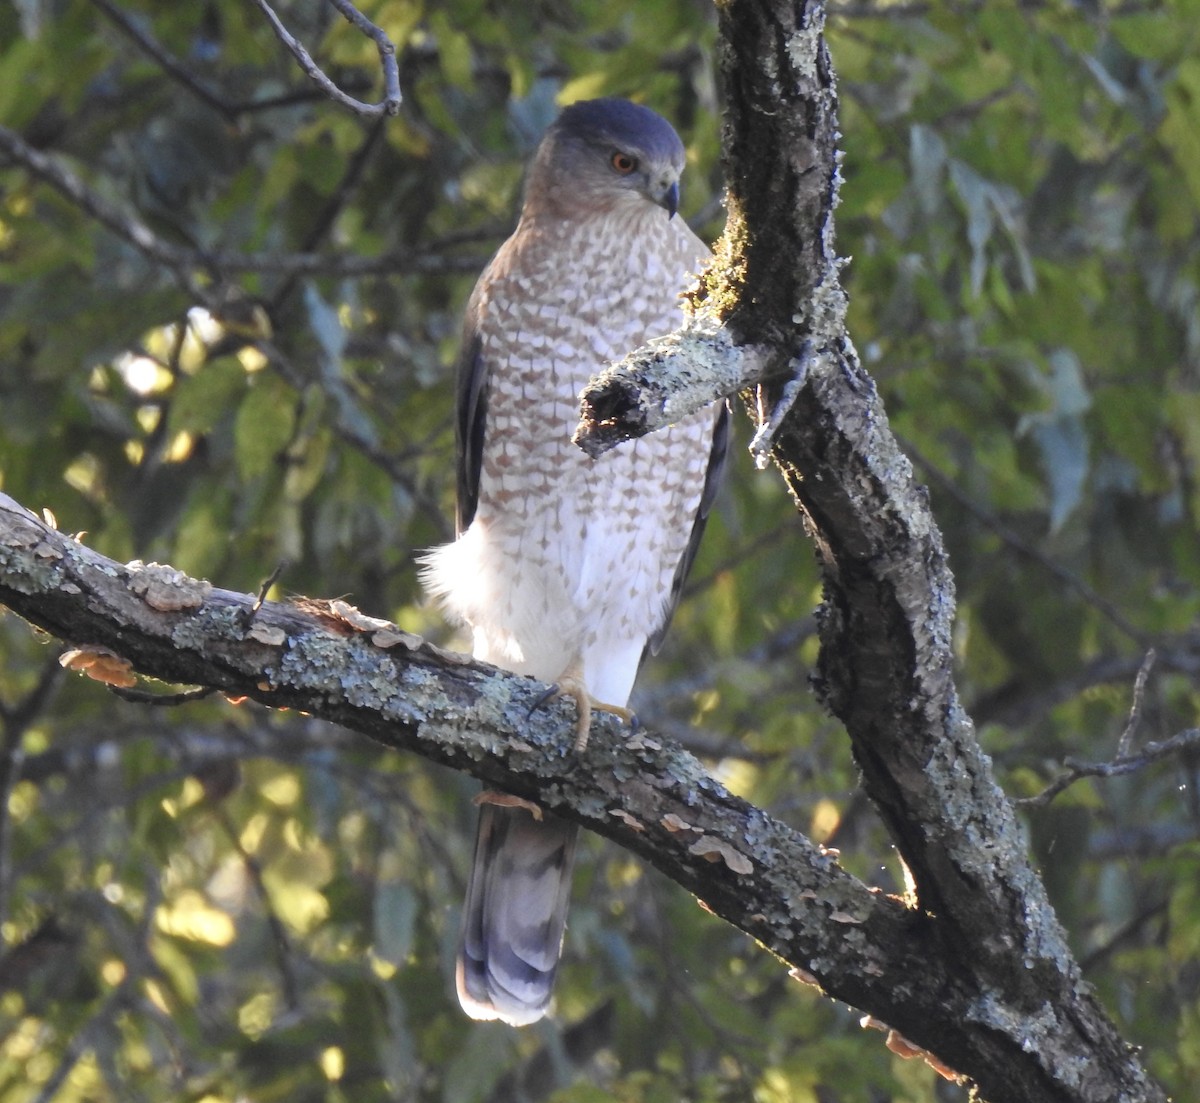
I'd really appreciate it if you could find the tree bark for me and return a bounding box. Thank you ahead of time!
[576,1,1167,1101]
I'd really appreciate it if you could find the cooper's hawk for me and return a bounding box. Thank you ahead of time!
[422,98,727,1026]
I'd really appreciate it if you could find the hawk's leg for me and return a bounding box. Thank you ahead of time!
[529,659,636,751]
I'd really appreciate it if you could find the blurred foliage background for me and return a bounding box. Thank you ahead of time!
[0,0,1198,1099]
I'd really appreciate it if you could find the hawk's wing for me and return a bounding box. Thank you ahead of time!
[454,311,488,535]
[647,401,731,655]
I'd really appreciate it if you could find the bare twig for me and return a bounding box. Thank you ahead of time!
[90,0,240,120]
[748,343,815,469]
[0,123,486,286]
[1117,648,1156,759]
[249,0,401,117]
[1015,646,1186,810]
[251,563,287,618]
[326,0,403,108]
[1019,727,1200,809]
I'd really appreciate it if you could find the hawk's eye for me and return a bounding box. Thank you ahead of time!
[610,151,638,175]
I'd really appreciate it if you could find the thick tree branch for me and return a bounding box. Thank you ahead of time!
[574,316,776,458]
[578,1,1164,1100]
[1,491,963,1056]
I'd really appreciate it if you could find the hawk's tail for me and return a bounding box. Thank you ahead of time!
[456,800,578,1026]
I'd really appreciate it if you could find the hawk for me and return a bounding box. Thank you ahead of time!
[422,98,727,1026]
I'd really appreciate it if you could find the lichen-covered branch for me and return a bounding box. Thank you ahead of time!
[573,316,775,458]
[573,0,1167,1100]
[0,491,967,1058]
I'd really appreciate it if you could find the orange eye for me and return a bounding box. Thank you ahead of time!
[610,151,638,175]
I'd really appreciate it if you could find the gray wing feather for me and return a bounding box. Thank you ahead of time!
[648,401,731,655]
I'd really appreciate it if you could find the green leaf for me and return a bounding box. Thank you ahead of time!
[1161,59,1200,207]
[168,359,247,436]
[948,158,993,296]
[234,375,296,480]
[1017,350,1092,531]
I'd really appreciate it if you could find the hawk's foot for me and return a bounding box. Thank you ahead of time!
[528,671,635,752]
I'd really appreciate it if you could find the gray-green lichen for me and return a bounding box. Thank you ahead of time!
[169,605,251,651]
[577,314,774,455]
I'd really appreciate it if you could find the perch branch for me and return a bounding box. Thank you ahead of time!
[0,490,959,1048]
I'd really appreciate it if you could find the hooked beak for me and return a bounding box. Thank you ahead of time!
[648,176,680,219]
[662,177,681,217]
[661,179,679,219]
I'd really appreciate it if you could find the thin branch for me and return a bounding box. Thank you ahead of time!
[1117,648,1156,759]
[30,977,137,1103]
[249,0,401,118]
[210,246,487,277]
[249,562,287,619]
[260,340,454,541]
[1079,899,1167,974]
[326,0,403,108]
[1017,727,1200,809]
[0,653,64,934]
[91,0,375,121]
[0,124,485,291]
[972,647,1200,729]
[212,806,302,1009]
[90,0,241,120]
[0,124,212,300]
[265,116,388,312]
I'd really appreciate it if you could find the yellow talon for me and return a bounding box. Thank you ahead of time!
[543,661,635,751]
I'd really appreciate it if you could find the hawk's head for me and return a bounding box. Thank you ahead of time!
[528,98,688,219]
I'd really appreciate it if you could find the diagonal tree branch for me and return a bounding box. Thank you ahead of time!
[0,490,940,1044]
[579,1,1164,1100]
[90,0,243,121]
